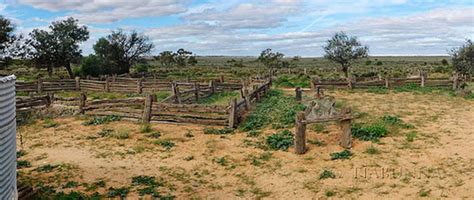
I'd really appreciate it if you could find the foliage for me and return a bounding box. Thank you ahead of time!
[17,160,32,169]
[35,164,58,172]
[351,123,388,142]
[197,91,239,105]
[247,130,262,137]
[28,17,89,78]
[266,130,294,151]
[319,169,336,179]
[257,48,284,68]
[154,139,175,149]
[107,187,129,198]
[42,119,59,128]
[382,115,414,129]
[140,123,153,133]
[274,74,311,88]
[241,90,305,131]
[134,63,150,73]
[450,39,473,76]
[365,146,380,154]
[17,150,27,158]
[82,115,122,126]
[330,149,353,160]
[94,29,154,74]
[406,131,417,142]
[154,48,197,68]
[203,127,234,135]
[323,32,369,77]
[111,129,130,139]
[80,54,103,76]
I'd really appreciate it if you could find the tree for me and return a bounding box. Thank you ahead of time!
[94,30,154,74]
[257,48,284,68]
[188,55,198,66]
[155,51,176,67]
[323,32,368,78]
[450,39,473,76]
[81,55,103,77]
[29,17,89,78]
[175,48,192,67]
[0,16,29,67]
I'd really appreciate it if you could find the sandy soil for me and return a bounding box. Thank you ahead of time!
[17,89,474,199]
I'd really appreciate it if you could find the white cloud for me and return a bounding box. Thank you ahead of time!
[18,0,188,23]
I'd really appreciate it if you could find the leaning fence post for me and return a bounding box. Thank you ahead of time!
[142,94,153,123]
[37,78,43,93]
[75,77,81,91]
[295,87,302,102]
[228,98,237,128]
[209,80,216,94]
[339,108,352,149]
[295,112,307,154]
[79,92,86,114]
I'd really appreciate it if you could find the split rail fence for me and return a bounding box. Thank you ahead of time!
[312,76,454,90]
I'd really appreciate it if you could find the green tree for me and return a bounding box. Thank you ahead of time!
[258,48,284,68]
[175,48,192,67]
[155,51,176,67]
[80,55,103,77]
[29,17,89,78]
[450,39,473,76]
[188,55,198,66]
[323,32,368,78]
[94,30,154,74]
[0,16,29,67]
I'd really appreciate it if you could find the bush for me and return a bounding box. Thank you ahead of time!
[266,130,294,151]
[107,187,129,198]
[330,149,353,160]
[203,127,234,135]
[375,61,383,66]
[274,74,311,88]
[365,146,380,154]
[406,131,417,142]
[17,160,32,169]
[81,55,104,77]
[319,169,336,179]
[351,123,388,142]
[154,139,175,149]
[134,64,150,73]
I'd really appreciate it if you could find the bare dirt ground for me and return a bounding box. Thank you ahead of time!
[17,89,474,199]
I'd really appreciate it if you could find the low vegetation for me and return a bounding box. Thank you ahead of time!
[266,130,294,151]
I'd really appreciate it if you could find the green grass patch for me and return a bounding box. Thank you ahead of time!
[240,90,305,131]
[366,87,389,94]
[266,130,294,151]
[330,149,353,160]
[406,131,417,142]
[155,91,171,102]
[351,123,388,142]
[42,119,59,128]
[274,74,311,88]
[197,91,239,105]
[17,160,32,169]
[365,146,380,154]
[203,127,234,135]
[154,139,175,150]
[319,169,336,179]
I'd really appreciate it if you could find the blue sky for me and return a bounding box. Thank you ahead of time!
[1,0,473,56]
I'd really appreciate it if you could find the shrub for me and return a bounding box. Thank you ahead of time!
[98,128,114,137]
[147,131,161,139]
[382,115,414,129]
[82,115,122,126]
[365,146,380,154]
[406,131,417,142]
[203,127,234,135]
[132,175,157,186]
[112,129,130,139]
[17,160,32,169]
[351,123,388,142]
[247,130,261,137]
[107,187,129,198]
[42,119,59,128]
[375,61,383,66]
[81,55,104,77]
[365,60,372,65]
[140,123,153,133]
[154,139,175,149]
[319,169,336,179]
[134,64,150,73]
[35,164,57,172]
[330,149,353,160]
[266,130,294,151]
[17,150,27,158]
[274,74,311,88]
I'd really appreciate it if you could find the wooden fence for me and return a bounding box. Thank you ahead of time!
[313,76,453,89]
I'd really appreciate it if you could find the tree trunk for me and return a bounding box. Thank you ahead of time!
[65,62,74,78]
[48,66,53,78]
[342,64,349,78]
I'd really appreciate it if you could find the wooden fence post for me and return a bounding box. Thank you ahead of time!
[228,98,237,128]
[137,78,143,94]
[316,86,322,98]
[37,78,43,93]
[171,82,181,104]
[142,94,153,123]
[219,75,224,83]
[209,80,215,94]
[385,77,390,89]
[105,76,110,92]
[304,68,307,75]
[452,73,458,90]
[295,112,307,154]
[79,92,86,114]
[295,87,302,102]
[420,72,425,88]
[75,77,81,91]
[347,77,353,89]
[46,93,54,107]
[194,82,200,102]
[339,108,352,149]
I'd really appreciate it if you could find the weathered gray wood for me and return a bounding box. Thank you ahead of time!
[75,77,81,91]
[37,79,43,93]
[194,82,200,102]
[228,98,237,128]
[295,112,307,154]
[105,76,110,92]
[295,87,302,102]
[79,92,86,114]
[142,94,153,123]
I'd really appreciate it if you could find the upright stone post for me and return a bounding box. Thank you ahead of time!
[142,94,153,123]
[295,112,307,154]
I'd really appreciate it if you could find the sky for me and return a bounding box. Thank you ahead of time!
[1,0,473,57]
